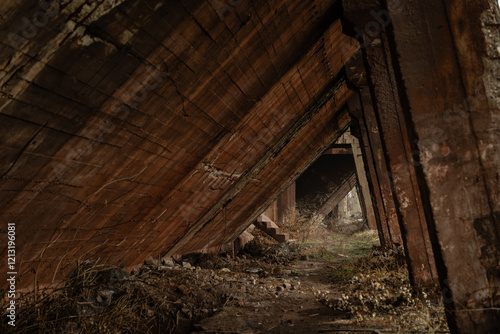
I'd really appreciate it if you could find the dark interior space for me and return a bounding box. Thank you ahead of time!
[296,153,356,213]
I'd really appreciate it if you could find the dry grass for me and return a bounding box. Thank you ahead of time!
[1,213,448,334]
[279,209,328,242]
[279,208,368,243]
[0,259,226,334]
[318,248,449,333]
[273,212,449,333]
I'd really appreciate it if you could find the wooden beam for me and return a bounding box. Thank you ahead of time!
[277,182,296,223]
[342,129,378,230]
[348,94,390,245]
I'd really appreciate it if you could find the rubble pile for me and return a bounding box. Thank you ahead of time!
[1,259,222,333]
[1,235,449,333]
[2,244,307,334]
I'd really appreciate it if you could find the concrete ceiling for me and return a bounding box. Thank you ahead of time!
[0,0,357,289]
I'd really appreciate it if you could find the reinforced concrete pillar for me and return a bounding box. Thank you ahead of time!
[344,129,378,230]
[346,55,402,248]
[386,0,500,331]
[277,182,296,223]
[344,0,438,286]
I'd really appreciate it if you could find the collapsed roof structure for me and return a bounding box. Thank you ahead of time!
[0,0,499,332]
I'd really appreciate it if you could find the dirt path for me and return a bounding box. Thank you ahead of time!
[193,258,347,334]
[191,235,449,334]
[4,230,448,333]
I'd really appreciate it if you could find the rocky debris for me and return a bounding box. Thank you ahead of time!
[177,284,191,295]
[162,258,175,267]
[30,252,313,333]
[144,256,158,266]
[7,258,252,333]
[180,252,233,270]
[3,236,449,334]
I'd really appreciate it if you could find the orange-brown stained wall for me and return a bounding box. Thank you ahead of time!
[0,0,357,289]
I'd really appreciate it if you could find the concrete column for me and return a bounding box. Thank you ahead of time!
[263,200,278,223]
[277,182,296,223]
[386,0,500,331]
[346,56,403,248]
[344,0,438,287]
[344,130,378,230]
[347,93,393,247]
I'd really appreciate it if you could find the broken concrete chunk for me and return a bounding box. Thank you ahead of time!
[144,256,157,266]
[97,289,116,306]
[161,259,175,267]
[178,285,191,295]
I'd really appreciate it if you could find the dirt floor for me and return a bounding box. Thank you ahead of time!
[1,226,450,334]
[193,258,354,333]
[193,230,449,334]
